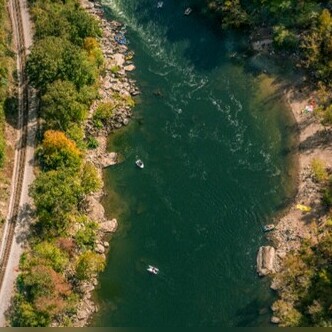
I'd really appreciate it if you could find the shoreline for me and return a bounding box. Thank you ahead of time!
[78,3,329,327]
[71,0,139,327]
[266,86,332,323]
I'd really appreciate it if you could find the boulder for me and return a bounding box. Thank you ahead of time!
[271,316,280,324]
[124,64,136,71]
[77,309,88,321]
[257,246,276,276]
[113,53,125,67]
[86,196,105,222]
[99,152,118,168]
[123,118,129,126]
[95,243,105,254]
[100,218,118,233]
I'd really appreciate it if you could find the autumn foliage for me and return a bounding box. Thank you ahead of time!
[38,130,81,171]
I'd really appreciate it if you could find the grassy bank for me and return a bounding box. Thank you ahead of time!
[10,0,108,326]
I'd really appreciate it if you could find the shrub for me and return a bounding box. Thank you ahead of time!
[86,135,99,149]
[311,158,328,182]
[75,251,105,280]
[81,162,102,194]
[273,25,298,49]
[74,216,98,250]
[93,101,115,126]
[33,241,69,272]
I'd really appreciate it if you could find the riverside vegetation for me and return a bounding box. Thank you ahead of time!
[9,0,120,326]
[0,0,10,168]
[204,0,332,327]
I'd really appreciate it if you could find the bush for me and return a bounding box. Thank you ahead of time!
[81,162,102,194]
[93,101,115,126]
[86,135,99,149]
[33,241,69,272]
[75,251,105,280]
[74,216,98,250]
[273,25,298,49]
[311,158,328,182]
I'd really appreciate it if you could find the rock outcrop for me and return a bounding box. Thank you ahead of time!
[100,218,118,233]
[257,246,276,276]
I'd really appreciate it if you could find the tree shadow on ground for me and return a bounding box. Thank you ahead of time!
[3,96,18,129]
[299,128,332,154]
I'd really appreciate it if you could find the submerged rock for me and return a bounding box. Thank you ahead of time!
[257,246,276,276]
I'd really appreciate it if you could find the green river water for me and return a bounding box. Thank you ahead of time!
[93,0,297,327]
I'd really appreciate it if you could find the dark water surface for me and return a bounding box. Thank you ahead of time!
[93,0,296,327]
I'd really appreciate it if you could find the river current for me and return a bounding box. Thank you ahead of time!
[93,0,296,327]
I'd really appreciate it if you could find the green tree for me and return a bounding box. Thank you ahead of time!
[81,162,102,195]
[33,241,69,272]
[41,80,87,131]
[75,251,105,280]
[74,215,98,249]
[29,169,83,236]
[65,7,101,45]
[11,296,50,327]
[27,36,96,91]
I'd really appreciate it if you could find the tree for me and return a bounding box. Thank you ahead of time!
[26,37,69,91]
[31,3,71,41]
[22,265,72,317]
[74,215,98,250]
[11,296,50,327]
[27,36,96,91]
[65,7,101,46]
[29,169,83,235]
[41,80,87,131]
[81,162,102,194]
[37,130,82,171]
[33,241,69,272]
[75,251,105,280]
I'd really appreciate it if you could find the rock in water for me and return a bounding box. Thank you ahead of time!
[124,64,136,71]
[100,218,118,233]
[257,246,276,276]
[271,316,280,324]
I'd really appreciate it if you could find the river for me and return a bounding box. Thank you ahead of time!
[93,0,296,327]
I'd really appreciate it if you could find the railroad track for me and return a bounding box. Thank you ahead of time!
[0,0,29,288]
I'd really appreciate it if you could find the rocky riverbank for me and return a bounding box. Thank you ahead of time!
[257,86,332,324]
[71,0,140,326]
